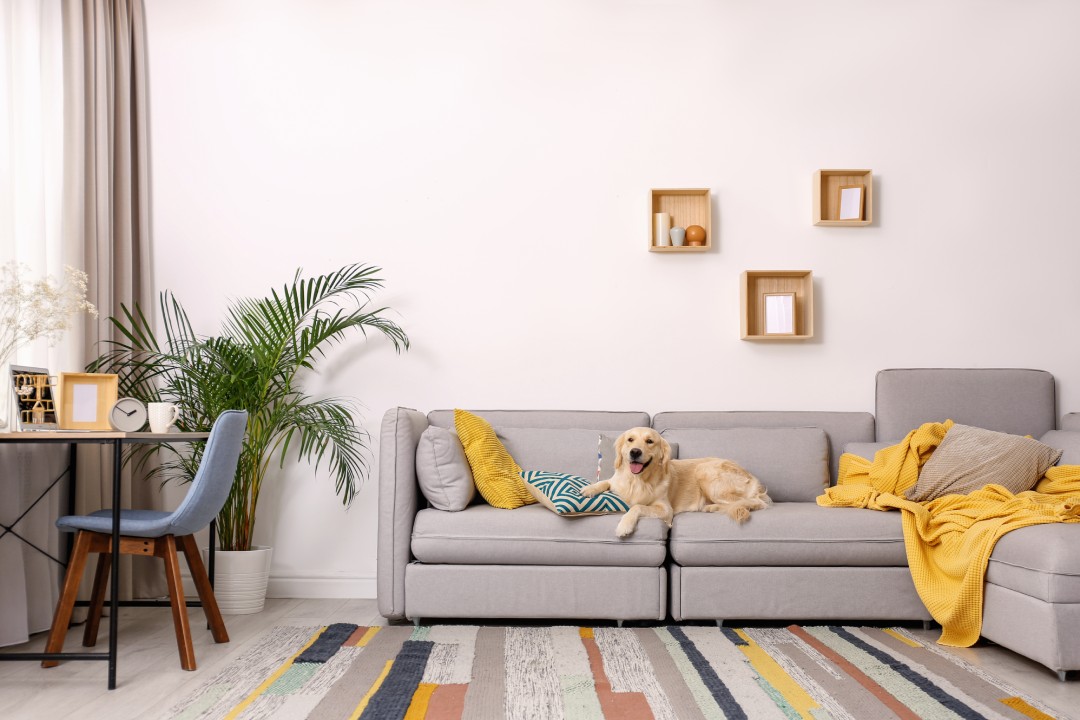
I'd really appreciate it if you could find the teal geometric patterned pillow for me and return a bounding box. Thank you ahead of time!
[520,470,630,516]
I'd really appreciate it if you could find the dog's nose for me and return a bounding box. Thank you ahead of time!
[629,448,642,460]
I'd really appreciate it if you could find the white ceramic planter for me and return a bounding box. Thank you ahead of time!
[202,545,273,615]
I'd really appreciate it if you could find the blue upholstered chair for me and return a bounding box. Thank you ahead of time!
[42,410,247,671]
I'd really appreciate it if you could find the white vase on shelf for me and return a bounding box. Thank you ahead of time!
[654,212,671,247]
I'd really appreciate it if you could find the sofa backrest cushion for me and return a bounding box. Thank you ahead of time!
[428,409,650,431]
[659,427,829,502]
[499,428,620,480]
[427,410,652,481]
[415,426,476,511]
[652,411,874,485]
[486,428,679,481]
[875,368,1056,443]
[842,441,892,462]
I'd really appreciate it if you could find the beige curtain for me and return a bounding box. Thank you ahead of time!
[62,0,164,599]
[1,0,73,647]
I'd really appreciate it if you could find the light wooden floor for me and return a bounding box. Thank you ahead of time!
[0,598,385,720]
[1,600,1078,719]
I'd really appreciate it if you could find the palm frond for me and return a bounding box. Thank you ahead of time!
[88,264,409,551]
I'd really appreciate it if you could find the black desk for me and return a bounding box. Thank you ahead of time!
[0,431,208,689]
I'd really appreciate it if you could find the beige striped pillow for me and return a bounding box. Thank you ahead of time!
[906,424,1062,502]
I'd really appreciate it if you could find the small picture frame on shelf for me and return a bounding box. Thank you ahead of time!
[763,293,796,336]
[837,185,865,221]
[10,365,59,430]
[58,372,119,431]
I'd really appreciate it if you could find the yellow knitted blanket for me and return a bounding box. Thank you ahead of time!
[818,420,1080,646]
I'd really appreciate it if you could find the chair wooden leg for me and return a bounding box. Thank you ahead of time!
[82,552,112,647]
[159,535,196,670]
[42,531,93,668]
[179,534,229,643]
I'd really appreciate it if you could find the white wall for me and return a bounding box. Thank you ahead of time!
[144,0,1080,598]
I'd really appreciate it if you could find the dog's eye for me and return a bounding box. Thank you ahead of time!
[645,438,654,444]
[627,436,634,443]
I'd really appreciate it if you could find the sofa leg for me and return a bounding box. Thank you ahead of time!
[1058,670,1069,682]
[616,620,624,628]
[922,620,932,630]
[715,620,725,628]
[412,617,420,628]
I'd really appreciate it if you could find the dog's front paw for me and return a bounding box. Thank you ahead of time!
[579,483,602,498]
[730,506,751,524]
[615,517,637,538]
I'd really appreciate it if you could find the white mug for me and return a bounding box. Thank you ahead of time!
[148,402,180,433]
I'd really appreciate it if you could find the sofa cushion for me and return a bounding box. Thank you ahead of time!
[429,409,651,432]
[875,368,1056,443]
[1039,430,1080,465]
[521,471,629,516]
[986,524,1080,603]
[454,409,534,509]
[843,441,891,462]
[653,411,875,484]
[905,424,1062,502]
[660,427,829,502]
[496,428,679,482]
[669,502,907,567]
[415,426,476,511]
[497,428,618,481]
[411,504,667,567]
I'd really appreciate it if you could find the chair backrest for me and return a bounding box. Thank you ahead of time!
[165,410,248,536]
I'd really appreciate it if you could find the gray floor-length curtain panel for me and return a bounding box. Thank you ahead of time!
[62,0,164,600]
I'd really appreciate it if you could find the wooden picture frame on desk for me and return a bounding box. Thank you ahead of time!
[9,365,59,430]
[58,372,118,431]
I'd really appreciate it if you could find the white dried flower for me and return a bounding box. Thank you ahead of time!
[0,262,99,365]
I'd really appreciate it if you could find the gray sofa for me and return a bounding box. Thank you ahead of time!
[377,369,1080,679]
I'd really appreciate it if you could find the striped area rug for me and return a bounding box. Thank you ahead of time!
[161,624,1065,720]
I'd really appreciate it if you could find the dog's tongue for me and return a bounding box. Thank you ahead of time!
[630,462,645,475]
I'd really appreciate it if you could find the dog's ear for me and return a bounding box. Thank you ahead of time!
[613,432,626,470]
[658,434,673,475]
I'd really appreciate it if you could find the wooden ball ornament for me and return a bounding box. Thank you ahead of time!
[685,225,706,246]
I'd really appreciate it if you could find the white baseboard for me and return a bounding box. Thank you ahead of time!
[267,575,376,599]
[180,571,376,599]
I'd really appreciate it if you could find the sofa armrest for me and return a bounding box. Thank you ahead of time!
[377,407,429,621]
[1060,413,1080,432]
[1040,429,1080,466]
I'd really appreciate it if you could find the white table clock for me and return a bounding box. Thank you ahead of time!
[109,397,148,432]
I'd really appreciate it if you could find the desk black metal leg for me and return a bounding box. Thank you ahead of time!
[207,519,216,630]
[208,519,216,589]
[67,443,77,514]
[108,439,122,690]
[66,444,77,564]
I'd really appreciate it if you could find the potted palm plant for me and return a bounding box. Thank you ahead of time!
[89,264,408,612]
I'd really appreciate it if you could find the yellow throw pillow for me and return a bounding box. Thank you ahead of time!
[453,409,536,509]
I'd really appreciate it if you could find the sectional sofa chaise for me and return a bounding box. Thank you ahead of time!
[377,368,1080,679]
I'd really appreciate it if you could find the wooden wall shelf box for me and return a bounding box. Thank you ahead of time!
[741,270,814,340]
[813,170,872,226]
[649,188,711,252]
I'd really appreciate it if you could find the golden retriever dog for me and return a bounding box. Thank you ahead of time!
[580,427,771,537]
